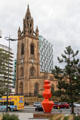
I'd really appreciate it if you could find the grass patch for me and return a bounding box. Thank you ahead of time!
[50,114,80,120]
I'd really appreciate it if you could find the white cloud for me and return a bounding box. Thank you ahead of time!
[0,0,80,66]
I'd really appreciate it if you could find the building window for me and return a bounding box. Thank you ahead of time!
[29,30,31,34]
[19,82,23,95]
[30,43,34,55]
[30,67,35,76]
[21,67,24,76]
[34,82,39,96]
[21,43,24,55]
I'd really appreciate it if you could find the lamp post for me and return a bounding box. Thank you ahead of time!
[5,36,10,112]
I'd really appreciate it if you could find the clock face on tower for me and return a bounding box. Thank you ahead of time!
[31,59,34,63]
[21,59,24,63]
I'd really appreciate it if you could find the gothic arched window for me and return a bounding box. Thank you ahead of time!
[19,82,23,95]
[21,43,24,55]
[20,67,24,76]
[30,67,35,76]
[34,82,39,96]
[30,43,34,55]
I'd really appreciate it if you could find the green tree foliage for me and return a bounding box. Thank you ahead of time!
[0,48,11,97]
[3,114,19,120]
[51,84,54,96]
[52,46,80,114]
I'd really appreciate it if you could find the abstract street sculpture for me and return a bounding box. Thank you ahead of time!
[42,80,54,113]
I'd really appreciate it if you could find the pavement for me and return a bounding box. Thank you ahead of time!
[11,112,33,120]
[17,112,48,120]
[0,112,49,120]
[0,106,80,120]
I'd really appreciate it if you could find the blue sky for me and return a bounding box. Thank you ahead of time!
[0,0,80,66]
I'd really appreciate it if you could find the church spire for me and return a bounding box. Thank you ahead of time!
[25,4,31,19]
[23,5,39,38]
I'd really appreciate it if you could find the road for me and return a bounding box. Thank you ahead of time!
[0,106,80,120]
[22,106,80,114]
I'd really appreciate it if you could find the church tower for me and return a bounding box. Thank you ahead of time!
[16,5,40,97]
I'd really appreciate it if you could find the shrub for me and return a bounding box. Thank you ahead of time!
[74,116,80,120]
[2,114,19,120]
[38,94,42,98]
[64,116,69,120]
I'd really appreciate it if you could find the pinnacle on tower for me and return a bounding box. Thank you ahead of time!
[36,26,39,37]
[18,27,21,38]
[18,27,21,32]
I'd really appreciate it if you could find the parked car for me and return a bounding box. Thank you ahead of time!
[0,105,6,112]
[35,104,43,111]
[33,102,41,107]
[69,102,80,107]
[53,102,69,109]
[74,103,80,107]
[63,102,70,108]
[53,102,59,109]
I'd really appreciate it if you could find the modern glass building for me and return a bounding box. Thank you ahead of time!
[0,44,14,93]
[39,35,53,73]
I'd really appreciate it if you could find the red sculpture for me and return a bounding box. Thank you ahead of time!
[41,80,54,113]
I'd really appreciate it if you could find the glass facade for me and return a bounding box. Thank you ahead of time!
[39,35,53,73]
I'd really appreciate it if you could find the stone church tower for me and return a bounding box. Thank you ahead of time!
[16,5,42,97]
[16,5,57,101]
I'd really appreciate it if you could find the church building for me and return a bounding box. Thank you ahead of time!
[16,5,57,102]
